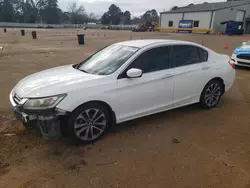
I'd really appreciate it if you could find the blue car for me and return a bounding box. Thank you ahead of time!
[231,42,250,67]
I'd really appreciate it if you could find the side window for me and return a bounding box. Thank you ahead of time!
[172,45,201,67]
[168,21,173,27]
[193,21,199,27]
[129,47,170,73]
[199,48,208,62]
[119,46,170,78]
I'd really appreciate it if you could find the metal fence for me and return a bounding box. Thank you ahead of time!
[0,22,136,30]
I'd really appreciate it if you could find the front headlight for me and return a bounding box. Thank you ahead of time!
[23,94,66,110]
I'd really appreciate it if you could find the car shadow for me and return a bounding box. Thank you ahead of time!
[109,103,203,134]
[235,65,250,71]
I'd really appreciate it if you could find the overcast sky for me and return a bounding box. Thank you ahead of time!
[58,0,225,17]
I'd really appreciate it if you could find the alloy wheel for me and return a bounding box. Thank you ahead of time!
[74,108,107,141]
[204,83,221,107]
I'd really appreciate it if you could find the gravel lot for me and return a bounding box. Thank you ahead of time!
[0,28,250,188]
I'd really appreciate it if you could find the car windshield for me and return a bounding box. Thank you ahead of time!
[77,45,139,75]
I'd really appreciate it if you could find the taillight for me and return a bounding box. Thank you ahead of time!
[228,60,235,69]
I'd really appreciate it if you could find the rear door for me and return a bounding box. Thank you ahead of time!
[171,45,208,107]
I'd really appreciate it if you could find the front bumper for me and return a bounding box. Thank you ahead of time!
[10,91,67,139]
[13,105,58,122]
[10,90,67,122]
[13,107,37,123]
[231,54,250,67]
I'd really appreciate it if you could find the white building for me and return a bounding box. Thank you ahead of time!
[160,0,250,33]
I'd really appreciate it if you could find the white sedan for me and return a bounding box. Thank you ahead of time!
[10,40,235,143]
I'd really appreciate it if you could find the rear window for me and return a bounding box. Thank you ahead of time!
[172,45,201,67]
[172,45,208,68]
[199,48,208,62]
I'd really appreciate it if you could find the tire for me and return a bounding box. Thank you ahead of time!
[68,102,111,144]
[200,79,223,109]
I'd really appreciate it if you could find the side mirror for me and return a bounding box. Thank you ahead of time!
[126,68,142,78]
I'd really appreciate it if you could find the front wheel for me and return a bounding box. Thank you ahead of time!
[200,80,223,109]
[68,103,111,144]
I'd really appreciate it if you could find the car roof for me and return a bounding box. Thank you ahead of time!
[115,39,196,48]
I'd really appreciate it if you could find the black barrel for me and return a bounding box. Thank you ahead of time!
[3,28,7,33]
[32,31,37,39]
[21,29,25,36]
[77,33,85,45]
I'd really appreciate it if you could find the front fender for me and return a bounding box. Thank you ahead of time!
[56,83,118,114]
[57,94,115,113]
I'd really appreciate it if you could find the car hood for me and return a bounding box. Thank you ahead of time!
[13,65,104,98]
[233,45,250,55]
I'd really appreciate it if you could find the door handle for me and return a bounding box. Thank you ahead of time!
[162,74,173,79]
[202,66,210,70]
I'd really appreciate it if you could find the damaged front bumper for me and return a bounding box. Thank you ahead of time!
[14,106,67,139]
[10,93,67,139]
[13,105,66,122]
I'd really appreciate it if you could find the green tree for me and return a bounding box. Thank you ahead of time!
[101,12,109,24]
[101,4,122,25]
[142,9,159,25]
[170,6,178,11]
[1,0,15,22]
[0,1,3,21]
[22,0,38,23]
[88,12,97,22]
[109,4,122,25]
[60,11,70,23]
[38,0,60,24]
[131,16,143,25]
[67,2,87,24]
[123,10,131,24]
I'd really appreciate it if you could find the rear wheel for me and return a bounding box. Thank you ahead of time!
[200,80,223,109]
[68,103,110,144]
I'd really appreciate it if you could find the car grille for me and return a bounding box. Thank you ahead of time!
[237,55,250,60]
[237,61,250,66]
[13,94,22,104]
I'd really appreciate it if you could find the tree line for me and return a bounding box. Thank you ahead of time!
[101,4,159,26]
[0,0,97,24]
[0,0,159,25]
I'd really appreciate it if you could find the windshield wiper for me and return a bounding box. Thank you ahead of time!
[74,65,89,73]
[79,69,89,73]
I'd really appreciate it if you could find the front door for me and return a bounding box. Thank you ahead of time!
[115,46,174,122]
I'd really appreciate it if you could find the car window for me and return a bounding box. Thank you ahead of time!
[172,45,204,67]
[119,46,170,78]
[199,48,208,62]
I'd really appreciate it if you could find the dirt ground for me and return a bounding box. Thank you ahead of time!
[0,28,250,188]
